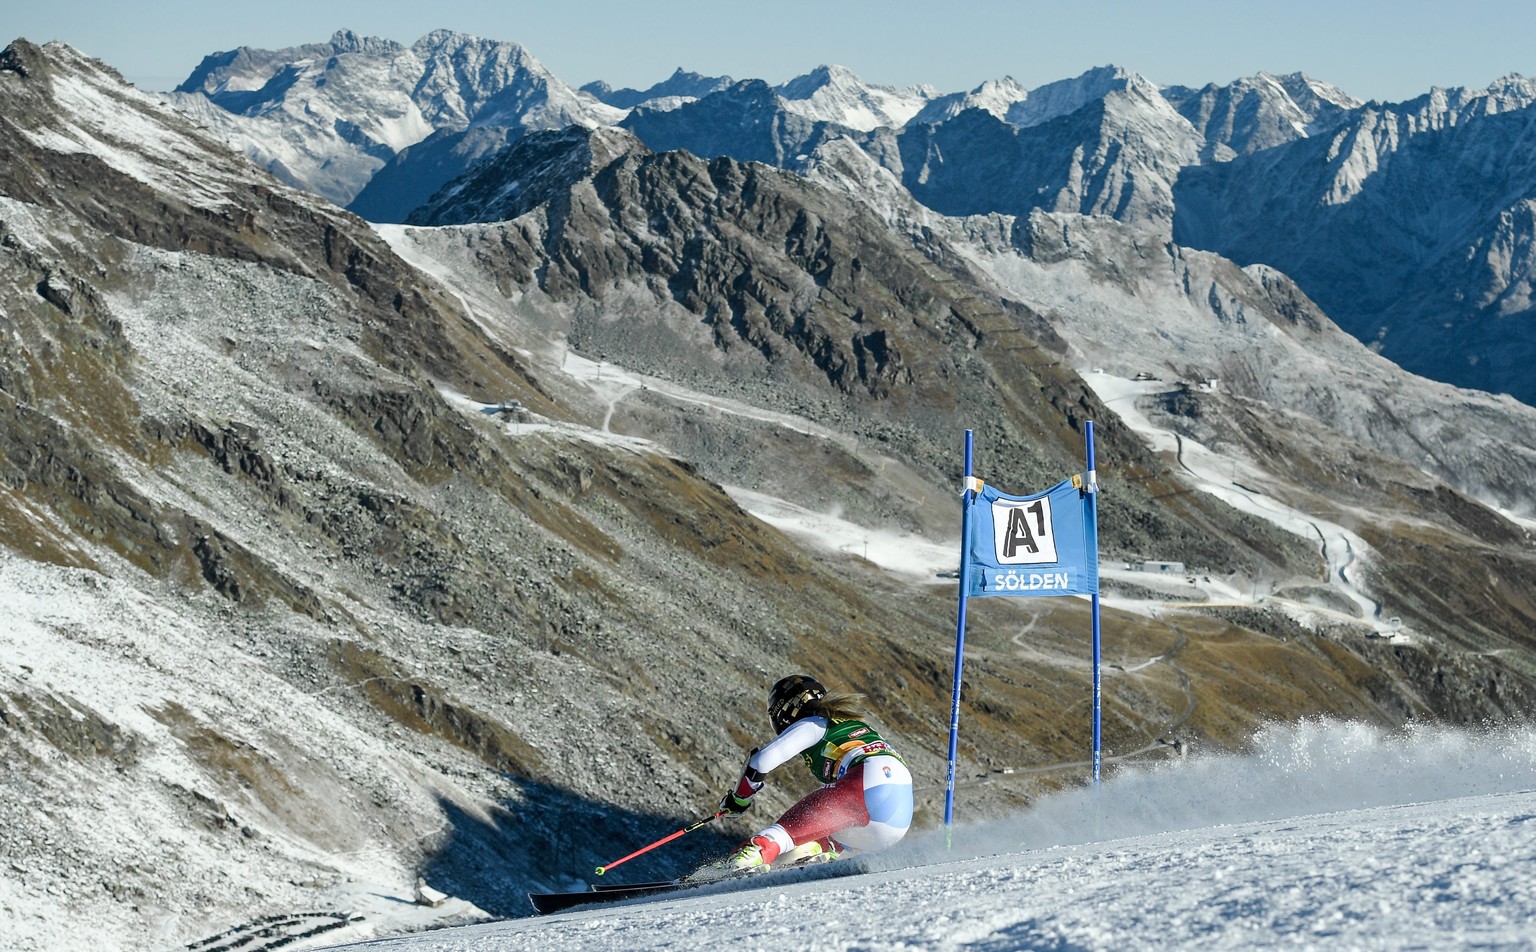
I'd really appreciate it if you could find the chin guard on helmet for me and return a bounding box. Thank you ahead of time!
[768,674,827,733]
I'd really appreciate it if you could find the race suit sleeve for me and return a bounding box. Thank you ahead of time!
[747,716,829,774]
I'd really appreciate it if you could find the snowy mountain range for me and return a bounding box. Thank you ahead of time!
[163,30,1536,405]
[166,30,622,206]
[3,31,1536,952]
[1174,76,1536,401]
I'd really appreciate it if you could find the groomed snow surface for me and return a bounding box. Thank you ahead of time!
[327,721,1536,951]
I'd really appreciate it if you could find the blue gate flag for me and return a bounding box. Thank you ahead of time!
[945,425,1103,838]
[963,477,1098,598]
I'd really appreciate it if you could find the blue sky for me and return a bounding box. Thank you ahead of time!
[7,0,1534,102]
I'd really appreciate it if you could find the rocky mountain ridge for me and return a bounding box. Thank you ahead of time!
[1174,75,1536,403]
[155,29,1536,405]
[166,29,623,206]
[581,67,735,110]
[1162,70,1360,161]
[400,121,1536,662]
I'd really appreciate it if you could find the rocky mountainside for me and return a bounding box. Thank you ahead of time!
[619,66,1198,228]
[4,36,1536,952]
[617,78,851,169]
[403,121,1536,660]
[400,126,1276,573]
[166,29,622,206]
[1174,76,1536,404]
[1161,71,1359,162]
[347,125,525,224]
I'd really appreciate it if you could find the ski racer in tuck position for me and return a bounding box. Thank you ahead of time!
[693,674,914,879]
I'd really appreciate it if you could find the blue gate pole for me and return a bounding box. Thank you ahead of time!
[944,429,977,838]
[1086,421,1102,787]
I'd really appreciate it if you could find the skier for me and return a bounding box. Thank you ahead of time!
[692,674,914,879]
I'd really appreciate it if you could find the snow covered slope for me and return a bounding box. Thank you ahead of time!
[320,722,1536,951]
[909,76,1029,125]
[773,64,936,130]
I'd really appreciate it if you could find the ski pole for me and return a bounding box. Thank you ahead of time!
[595,811,725,876]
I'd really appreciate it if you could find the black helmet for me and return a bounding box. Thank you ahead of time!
[768,674,826,733]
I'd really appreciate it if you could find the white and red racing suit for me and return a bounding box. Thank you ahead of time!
[729,715,914,861]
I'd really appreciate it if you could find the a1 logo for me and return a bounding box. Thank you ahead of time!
[991,497,1058,565]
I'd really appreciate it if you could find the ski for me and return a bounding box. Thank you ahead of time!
[591,879,677,892]
[528,879,689,914]
[529,853,848,914]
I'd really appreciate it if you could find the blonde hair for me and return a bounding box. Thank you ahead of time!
[808,691,867,723]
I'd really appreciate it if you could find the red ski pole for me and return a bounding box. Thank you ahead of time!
[595,811,726,876]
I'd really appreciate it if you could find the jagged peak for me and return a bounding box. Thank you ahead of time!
[410,29,533,61]
[173,30,405,96]
[581,66,735,109]
[499,123,648,175]
[1028,64,1149,100]
[772,64,937,130]
[1489,71,1535,89]
[1,38,52,80]
[1038,64,1133,92]
[776,63,936,99]
[1006,64,1151,128]
[720,78,780,101]
[1259,71,1361,110]
[777,64,863,98]
[972,76,1027,96]
[1481,73,1536,106]
[4,38,137,94]
[1257,70,1308,86]
[909,75,1029,125]
[1368,72,1536,121]
[1179,71,1355,109]
[325,29,405,57]
[585,124,648,160]
[412,28,481,49]
[407,124,651,225]
[622,76,780,120]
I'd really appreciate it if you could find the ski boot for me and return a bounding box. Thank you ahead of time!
[685,836,775,883]
[777,837,840,868]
